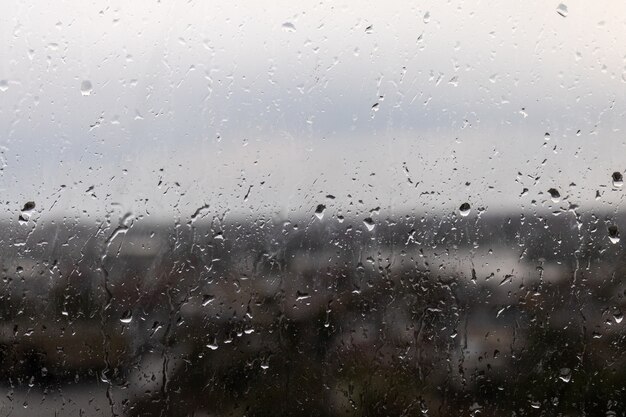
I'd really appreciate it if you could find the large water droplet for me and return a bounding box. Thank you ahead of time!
[612,172,623,188]
[548,188,560,203]
[614,310,623,324]
[363,217,375,231]
[608,225,620,244]
[556,3,568,17]
[315,204,326,220]
[19,201,35,224]
[423,11,431,23]
[120,310,132,324]
[80,80,93,96]
[559,368,571,382]
[202,294,215,306]
[459,202,471,217]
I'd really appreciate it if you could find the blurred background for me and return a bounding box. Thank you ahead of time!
[1,0,626,415]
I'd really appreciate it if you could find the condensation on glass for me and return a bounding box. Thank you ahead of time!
[1,1,626,416]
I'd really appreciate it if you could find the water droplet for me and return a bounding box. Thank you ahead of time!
[459,202,471,217]
[363,217,375,231]
[80,80,93,96]
[608,225,620,244]
[0,80,8,92]
[423,11,431,23]
[548,188,560,203]
[202,294,215,306]
[296,291,310,301]
[207,340,218,350]
[281,22,296,32]
[559,368,571,383]
[315,204,326,220]
[556,3,568,17]
[612,172,623,187]
[100,371,110,383]
[19,201,35,224]
[614,310,623,324]
[120,310,132,324]
[365,24,373,34]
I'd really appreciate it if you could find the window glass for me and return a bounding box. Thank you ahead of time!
[1,1,626,415]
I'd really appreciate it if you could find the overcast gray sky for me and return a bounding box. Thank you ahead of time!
[1,0,626,223]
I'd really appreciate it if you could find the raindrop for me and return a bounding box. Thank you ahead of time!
[614,310,623,324]
[363,217,375,231]
[120,310,132,324]
[459,202,471,217]
[0,80,8,92]
[80,80,93,96]
[548,188,560,203]
[100,370,110,383]
[612,171,623,187]
[19,201,35,224]
[315,204,326,220]
[423,11,431,23]
[608,225,620,244]
[556,3,568,17]
[296,291,311,301]
[365,24,373,34]
[202,294,215,306]
[281,22,296,32]
[559,368,571,383]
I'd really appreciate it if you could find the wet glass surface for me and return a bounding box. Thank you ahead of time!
[2,1,626,416]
